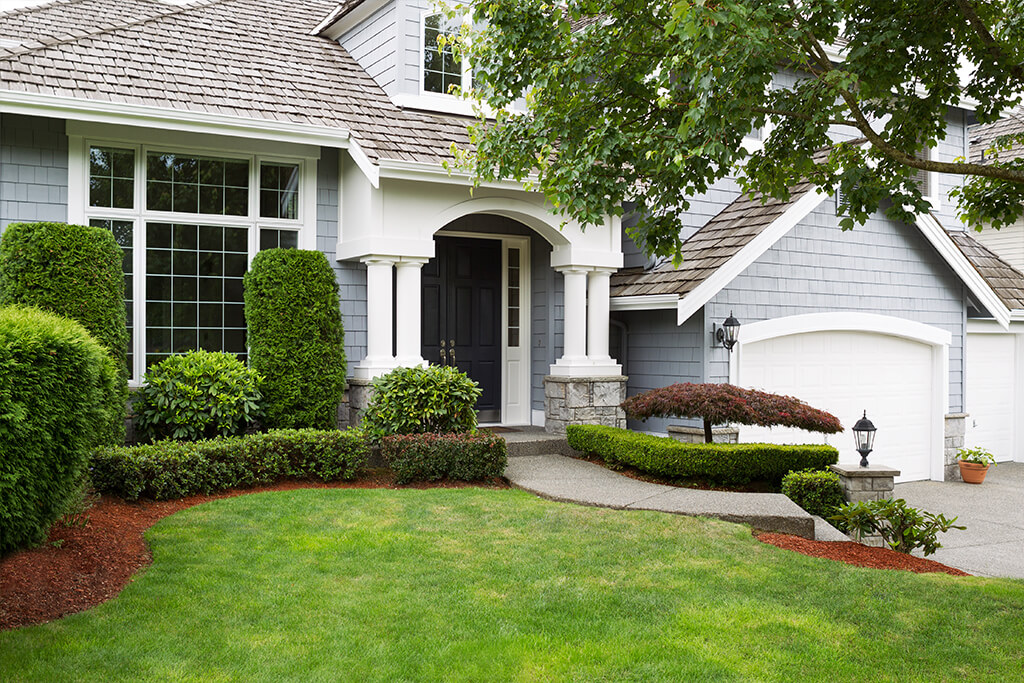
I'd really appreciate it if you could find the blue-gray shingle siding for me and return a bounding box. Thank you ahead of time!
[0,114,67,231]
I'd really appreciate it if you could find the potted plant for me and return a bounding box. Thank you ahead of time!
[957,447,997,484]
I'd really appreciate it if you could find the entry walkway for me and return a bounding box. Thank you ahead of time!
[504,453,849,541]
[896,462,1024,578]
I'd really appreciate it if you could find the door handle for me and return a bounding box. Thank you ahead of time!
[449,339,455,365]
[439,340,447,365]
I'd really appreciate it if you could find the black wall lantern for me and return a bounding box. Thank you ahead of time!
[852,410,877,467]
[714,312,741,351]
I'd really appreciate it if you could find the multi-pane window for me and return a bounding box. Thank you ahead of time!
[423,13,464,95]
[89,147,134,209]
[146,153,249,216]
[260,163,300,220]
[260,228,299,251]
[84,142,307,383]
[507,248,520,347]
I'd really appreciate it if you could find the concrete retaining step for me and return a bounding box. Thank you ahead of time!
[504,454,818,540]
[497,428,573,458]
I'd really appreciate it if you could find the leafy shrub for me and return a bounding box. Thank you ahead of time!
[244,250,347,429]
[0,306,118,553]
[621,382,842,443]
[782,469,845,518]
[90,428,368,501]
[381,432,507,484]
[133,350,264,442]
[362,365,482,442]
[957,446,997,466]
[0,221,129,445]
[567,424,838,486]
[829,498,965,556]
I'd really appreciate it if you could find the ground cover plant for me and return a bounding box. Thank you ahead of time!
[1,488,1022,681]
[0,221,128,445]
[244,250,347,429]
[621,382,842,443]
[831,498,966,556]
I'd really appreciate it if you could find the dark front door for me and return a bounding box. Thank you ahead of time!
[421,236,502,422]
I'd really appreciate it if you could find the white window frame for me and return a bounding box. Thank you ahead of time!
[67,129,318,385]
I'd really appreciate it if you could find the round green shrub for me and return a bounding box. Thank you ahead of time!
[362,365,482,443]
[0,306,118,554]
[0,221,129,445]
[244,249,347,429]
[133,350,264,442]
[781,469,846,518]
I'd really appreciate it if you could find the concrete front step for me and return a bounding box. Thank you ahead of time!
[497,428,573,458]
[504,454,818,540]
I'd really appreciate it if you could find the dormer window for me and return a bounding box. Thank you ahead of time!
[422,12,469,96]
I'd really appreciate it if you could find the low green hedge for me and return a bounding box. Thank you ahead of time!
[90,429,368,501]
[566,424,838,486]
[781,469,846,518]
[381,432,507,484]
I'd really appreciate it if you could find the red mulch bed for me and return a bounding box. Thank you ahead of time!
[0,472,507,632]
[757,532,969,576]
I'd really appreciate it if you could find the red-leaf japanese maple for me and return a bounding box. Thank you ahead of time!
[621,383,843,443]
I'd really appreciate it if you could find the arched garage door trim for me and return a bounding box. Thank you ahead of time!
[728,312,951,481]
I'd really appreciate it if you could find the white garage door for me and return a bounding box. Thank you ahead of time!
[966,333,1017,462]
[738,331,936,482]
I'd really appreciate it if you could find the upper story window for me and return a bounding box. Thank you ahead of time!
[422,12,469,96]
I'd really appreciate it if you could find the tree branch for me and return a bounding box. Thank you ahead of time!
[954,0,1024,82]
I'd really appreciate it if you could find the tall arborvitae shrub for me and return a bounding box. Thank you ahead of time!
[0,306,118,554]
[0,222,129,445]
[244,249,347,429]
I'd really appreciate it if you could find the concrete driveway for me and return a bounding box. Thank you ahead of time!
[895,462,1024,578]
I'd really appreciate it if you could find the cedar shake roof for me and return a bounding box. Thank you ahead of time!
[610,180,817,298]
[947,230,1024,311]
[969,110,1024,164]
[0,0,473,164]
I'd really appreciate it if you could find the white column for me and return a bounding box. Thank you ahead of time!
[587,269,612,361]
[562,268,588,361]
[394,258,427,367]
[355,256,396,379]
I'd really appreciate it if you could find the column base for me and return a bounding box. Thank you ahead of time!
[345,378,374,428]
[830,462,901,547]
[352,358,399,380]
[944,413,968,482]
[544,375,627,434]
[548,359,622,377]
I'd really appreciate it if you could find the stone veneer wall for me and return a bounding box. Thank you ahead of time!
[944,413,967,482]
[345,378,373,428]
[829,463,900,547]
[543,376,627,434]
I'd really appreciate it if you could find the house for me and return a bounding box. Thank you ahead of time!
[1,0,1021,481]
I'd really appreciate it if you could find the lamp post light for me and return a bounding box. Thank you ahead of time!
[715,312,741,351]
[852,410,877,467]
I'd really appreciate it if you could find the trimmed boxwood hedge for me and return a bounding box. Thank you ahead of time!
[90,428,368,501]
[0,221,129,445]
[0,306,118,553]
[781,469,846,518]
[244,250,347,430]
[567,424,838,486]
[381,432,507,484]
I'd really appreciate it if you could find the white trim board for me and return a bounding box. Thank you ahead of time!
[915,214,1011,329]
[609,294,679,311]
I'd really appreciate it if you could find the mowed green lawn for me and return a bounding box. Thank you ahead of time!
[1,489,1022,682]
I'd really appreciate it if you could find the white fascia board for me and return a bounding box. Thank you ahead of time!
[609,294,679,311]
[347,138,381,189]
[675,187,830,325]
[377,157,538,191]
[316,0,388,40]
[915,214,1011,329]
[0,89,352,149]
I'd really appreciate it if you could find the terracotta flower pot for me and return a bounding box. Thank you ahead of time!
[958,460,990,485]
